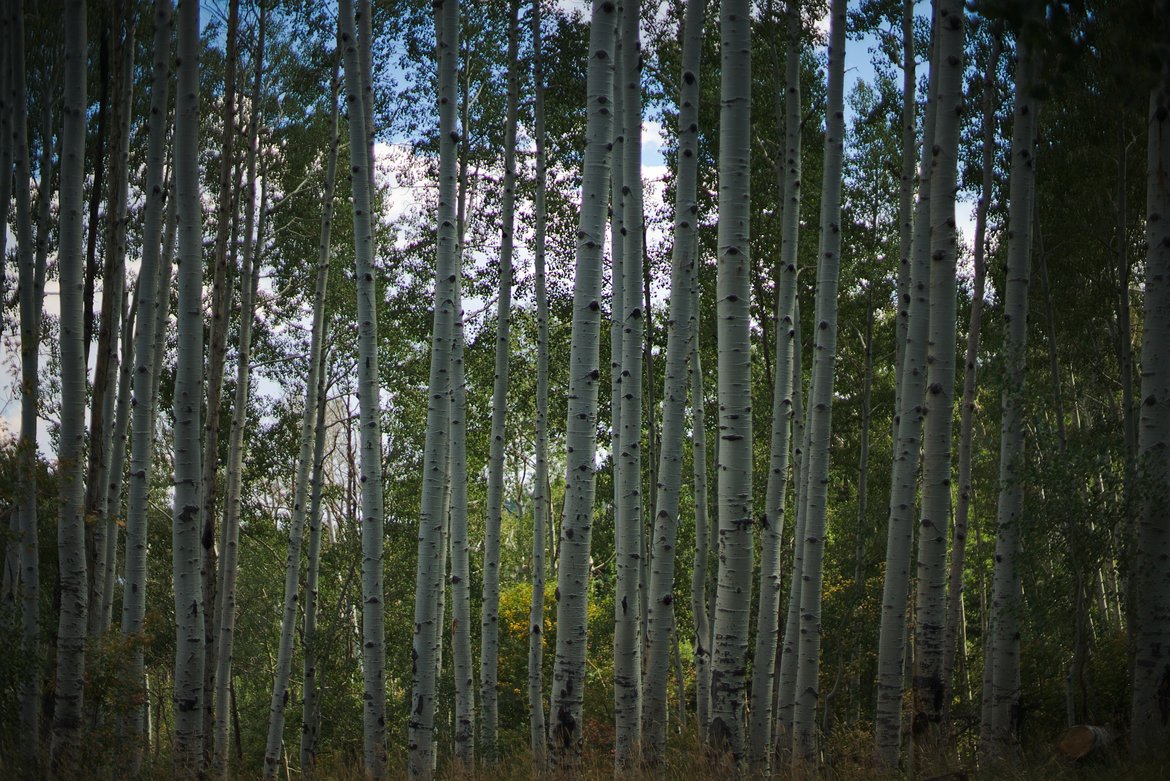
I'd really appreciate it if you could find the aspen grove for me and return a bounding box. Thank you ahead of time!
[3,0,1170,778]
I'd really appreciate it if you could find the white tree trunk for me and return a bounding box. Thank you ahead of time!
[709,0,753,760]
[791,0,846,765]
[480,0,521,759]
[407,0,458,774]
[549,0,616,761]
[982,40,1038,760]
[528,0,550,759]
[50,0,89,769]
[643,0,703,762]
[614,0,645,765]
[171,0,207,771]
[690,270,712,740]
[1130,54,1170,760]
[450,271,474,764]
[338,0,387,774]
[874,7,940,764]
[911,0,965,748]
[748,4,800,769]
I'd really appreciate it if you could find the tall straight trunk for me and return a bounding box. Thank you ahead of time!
[982,40,1038,760]
[261,4,337,770]
[450,270,474,763]
[300,337,331,775]
[790,0,846,765]
[549,0,616,761]
[894,0,915,412]
[943,25,999,707]
[172,0,206,771]
[748,4,799,768]
[407,0,458,775]
[775,295,806,753]
[216,19,272,770]
[103,282,136,631]
[0,9,11,299]
[480,0,521,759]
[338,0,387,774]
[912,0,965,748]
[82,11,110,365]
[690,268,712,739]
[874,7,940,765]
[1130,57,1170,760]
[120,1,171,748]
[528,0,549,758]
[201,1,240,741]
[50,0,89,768]
[614,0,645,765]
[608,0,626,624]
[643,0,703,762]
[708,0,752,759]
[87,11,133,637]
[12,1,45,757]
[357,0,375,200]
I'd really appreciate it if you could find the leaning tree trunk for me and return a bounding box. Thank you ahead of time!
[790,0,846,767]
[549,0,616,762]
[748,2,800,769]
[614,0,645,766]
[407,0,458,775]
[982,40,1039,762]
[708,0,753,760]
[528,0,549,759]
[643,0,703,762]
[301,335,331,775]
[480,0,521,760]
[874,8,940,765]
[103,280,136,631]
[911,0,965,753]
[171,0,207,772]
[86,12,133,639]
[119,1,170,752]
[50,0,89,769]
[1129,49,1170,763]
[942,25,1000,710]
[217,13,269,777]
[338,0,387,775]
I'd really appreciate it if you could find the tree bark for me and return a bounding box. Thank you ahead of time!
[709,0,753,760]
[690,261,712,741]
[50,0,89,769]
[791,0,846,765]
[549,0,616,762]
[1128,53,1170,761]
[748,3,799,769]
[643,0,703,763]
[338,0,387,774]
[983,39,1039,761]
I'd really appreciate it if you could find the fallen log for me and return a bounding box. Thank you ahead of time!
[1058,725,1113,759]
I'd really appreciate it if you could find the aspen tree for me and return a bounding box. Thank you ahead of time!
[407,0,458,774]
[709,0,753,758]
[690,300,712,738]
[301,338,331,774]
[748,2,800,768]
[480,0,521,758]
[86,12,133,638]
[983,40,1039,760]
[614,0,645,763]
[874,7,940,763]
[262,5,336,769]
[894,0,914,403]
[0,9,10,286]
[12,0,43,757]
[170,0,207,771]
[912,0,965,749]
[528,0,550,758]
[609,0,626,621]
[943,26,1000,705]
[50,0,89,767]
[120,2,171,742]
[1130,51,1170,761]
[338,0,387,773]
[791,0,846,763]
[549,0,616,760]
[642,0,703,762]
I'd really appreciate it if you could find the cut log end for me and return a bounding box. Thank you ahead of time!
[1058,725,1113,759]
